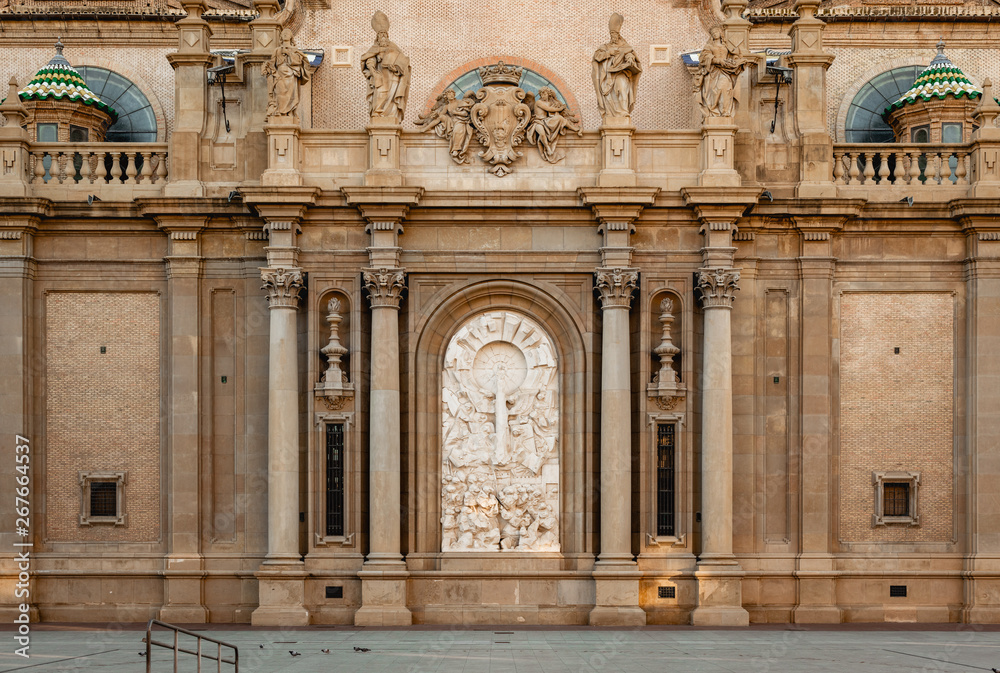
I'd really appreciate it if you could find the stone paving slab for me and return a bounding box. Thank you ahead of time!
[1,625,999,672]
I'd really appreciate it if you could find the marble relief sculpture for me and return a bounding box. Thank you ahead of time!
[591,13,642,121]
[441,311,559,552]
[696,26,753,118]
[262,29,311,119]
[416,63,580,176]
[360,11,410,123]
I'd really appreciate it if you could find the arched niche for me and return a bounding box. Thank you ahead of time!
[409,279,591,557]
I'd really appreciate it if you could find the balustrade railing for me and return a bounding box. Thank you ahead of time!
[833,143,969,187]
[28,143,168,186]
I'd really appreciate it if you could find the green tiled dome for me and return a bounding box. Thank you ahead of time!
[17,39,118,122]
[883,40,980,119]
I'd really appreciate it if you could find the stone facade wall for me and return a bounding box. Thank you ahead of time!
[839,292,954,544]
[300,0,708,132]
[45,291,161,543]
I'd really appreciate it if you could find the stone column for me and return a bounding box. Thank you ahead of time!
[154,217,209,623]
[590,267,644,621]
[354,267,411,625]
[692,265,748,626]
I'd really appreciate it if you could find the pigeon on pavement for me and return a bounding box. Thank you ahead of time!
[289,650,301,656]
[354,646,371,652]
[321,649,331,654]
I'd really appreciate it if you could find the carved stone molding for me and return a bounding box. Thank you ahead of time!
[260,266,304,308]
[362,267,406,309]
[595,267,639,309]
[696,267,740,309]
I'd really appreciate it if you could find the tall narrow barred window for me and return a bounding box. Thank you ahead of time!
[657,423,675,536]
[326,423,345,536]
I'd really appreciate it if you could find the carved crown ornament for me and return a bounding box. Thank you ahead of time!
[416,62,583,177]
[260,266,304,308]
[362,267,406,308]
[695,267,740,309]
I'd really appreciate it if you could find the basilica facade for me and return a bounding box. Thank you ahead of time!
[1,0,999,626]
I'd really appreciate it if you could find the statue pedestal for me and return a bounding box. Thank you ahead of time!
[698,117,741,187]
[597,116,636,187]
[261,116,302,187]
[366,117,403,187]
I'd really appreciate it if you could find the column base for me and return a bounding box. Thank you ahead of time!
[589,562,646,626]
[161,556,207,623]
[691,561,748,626]
[964,607,1000,624]
[793,574,841,623]
[251,565,309,626]
[355,562,411,626]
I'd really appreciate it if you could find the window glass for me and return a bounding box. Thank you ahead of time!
[911,126,930,143]
[69,125,89,142]
[883,483,909,517]
[37,123,58,142]
[942,122,963,143]
[76,66,158,142]
[89,481,118,518]
[845,66,922,142]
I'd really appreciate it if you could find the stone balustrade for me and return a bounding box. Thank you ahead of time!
[833,143,969,187]
[28,142,168,194]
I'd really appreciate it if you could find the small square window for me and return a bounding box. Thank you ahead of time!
[911,126,930,144]
[69,125,89,142]
[873,471,919,527]
[37,123,58,142]
[942,122,963,144]
[79,471,127,526]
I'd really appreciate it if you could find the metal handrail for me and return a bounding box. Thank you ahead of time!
[145,619,239,673]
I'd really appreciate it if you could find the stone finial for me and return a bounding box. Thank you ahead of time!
[973,77,1000,128]
[317,295,353,409]
[0,76,28,127]
[647,295,686,409]
[54,37,64,56]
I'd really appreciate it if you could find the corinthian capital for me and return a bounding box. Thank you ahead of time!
[696,267,740,309]
[260,266,304,308]
[363,267,406,309]
[595,267,639,309]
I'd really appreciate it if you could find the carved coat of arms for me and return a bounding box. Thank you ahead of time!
[416,62,582,177]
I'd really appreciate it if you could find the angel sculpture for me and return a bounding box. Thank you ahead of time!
[415,88,476,164]
[525,87,583,163]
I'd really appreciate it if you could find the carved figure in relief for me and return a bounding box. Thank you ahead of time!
[360,11,410,123]
[441,311,560,552]
[592,13,642,120]
[416,89,477,163]
[696,26,752,118]
[262,29,311,119]
[525,87,583,163]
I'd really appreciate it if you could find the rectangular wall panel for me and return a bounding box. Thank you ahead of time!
[764,289,790,544]
[211,289,237,543]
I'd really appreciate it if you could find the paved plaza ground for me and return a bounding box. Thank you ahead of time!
[1,624,999,672]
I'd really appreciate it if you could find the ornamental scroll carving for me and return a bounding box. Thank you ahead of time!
[441,311,559,552]
[595,267,639,309]
[696,267,741,308]
[362,267,406,309]
[416,63,582,177]
[261,267,304,308]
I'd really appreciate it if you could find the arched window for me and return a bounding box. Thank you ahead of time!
[845,66,922,143]
[444,66,569,107]
[75,67,157,142]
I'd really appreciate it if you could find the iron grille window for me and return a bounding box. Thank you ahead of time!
[326,423,345,536]
[883,483,909,517]
[90,481,117,518]
[657,423,676,536]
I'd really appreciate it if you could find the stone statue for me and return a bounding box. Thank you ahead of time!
[591,13,642,121]
[525,87,583,163]
[262,29,311,119]
[696,26,752,119]
[440,311,560,552]
[360,11,410,123]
